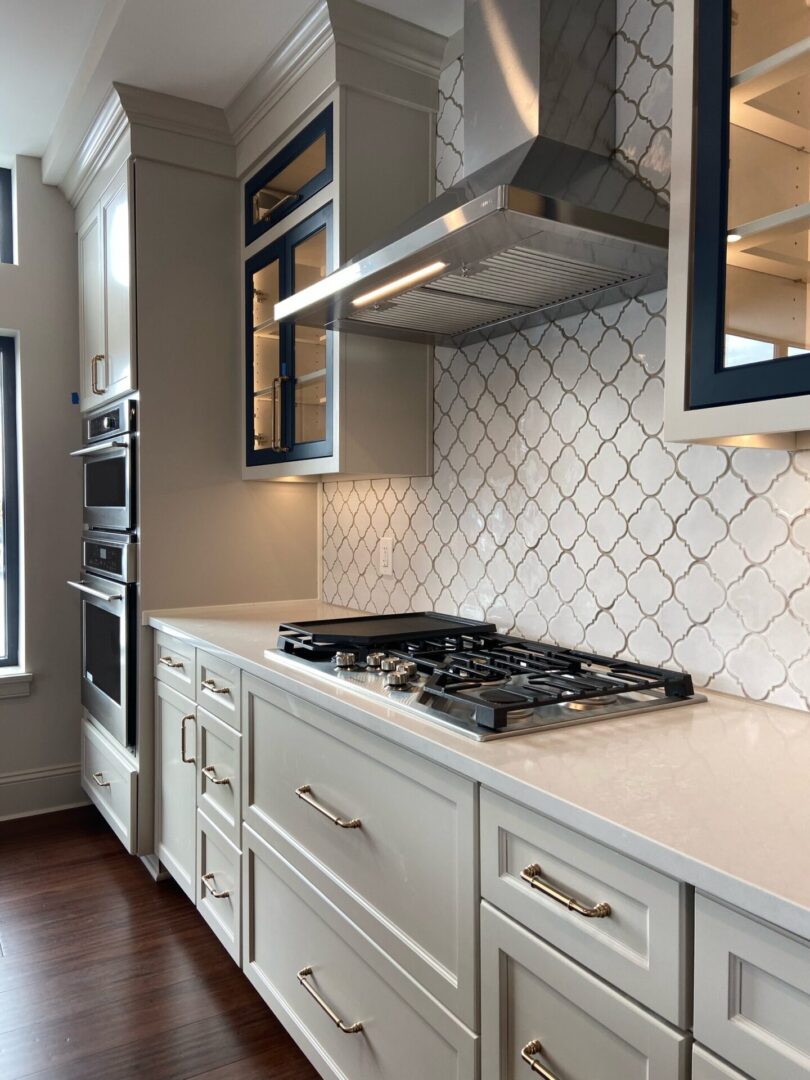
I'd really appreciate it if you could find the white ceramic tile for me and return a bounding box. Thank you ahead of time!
[321,2,810,711]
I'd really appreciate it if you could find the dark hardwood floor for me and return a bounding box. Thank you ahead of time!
[0,806,319,1079]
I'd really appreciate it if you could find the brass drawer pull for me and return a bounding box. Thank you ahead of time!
[202,765,230,786]
[201,872,230,899]
[521,1041,559,1079]
[91,771,110,789]
[201,678,230,696]
[159,656,184,669]
[295,785,361,829]
[520,863,611,919]
[181,714,195,764]
[297,966,363,1034]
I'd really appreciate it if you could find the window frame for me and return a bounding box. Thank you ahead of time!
[0,337,20,668]
[0,168,12,264]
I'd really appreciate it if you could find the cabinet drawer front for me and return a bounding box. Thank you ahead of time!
[196,649,241,729]
[481,902,689,1080]
[197,707,241,847]
[694,894,810,1080]
[480,787,688,1025]
[242,824,477,1080]
[693,1046,749,1080]
[154,630,195,697]
[81,718,137,853]
[196,810,240,964]
[242,674,476,1026]
[155,682,197,901]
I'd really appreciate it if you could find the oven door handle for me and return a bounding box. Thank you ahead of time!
[67,579,125,602]
[70,437,130,457]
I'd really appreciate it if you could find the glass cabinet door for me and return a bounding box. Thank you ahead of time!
[244,105,333,245]
[688,0,810,407]
[248,244,284,455]
[245,204,333,467]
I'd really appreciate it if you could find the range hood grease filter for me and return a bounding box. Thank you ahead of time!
[275,0,669,346]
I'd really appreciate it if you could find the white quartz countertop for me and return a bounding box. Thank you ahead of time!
[146,598,810,941]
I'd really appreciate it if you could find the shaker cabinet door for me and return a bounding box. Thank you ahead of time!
[155,681,197,901]
[101,166,134,402]
[78,209,105,412]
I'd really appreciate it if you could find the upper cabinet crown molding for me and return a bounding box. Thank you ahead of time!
[327,0,447,82]
[62,90,129,209]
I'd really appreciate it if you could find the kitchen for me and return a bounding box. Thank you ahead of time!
[0,0,808,1077]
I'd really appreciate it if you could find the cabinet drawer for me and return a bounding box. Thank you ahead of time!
[242,824,477,1080]
[481,901,689,1080]
[694,894,810,1080]
[693,1046,749,1080]
[81,718,138,853]
[197,706,241,847]
[196,649,240,730]
[480,787,689,1026]
[154,630,195,698]
[242,673,477,1026]
[196,809,240,964]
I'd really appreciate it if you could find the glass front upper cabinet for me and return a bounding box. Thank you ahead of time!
[244,105,333,246]
[246,204,332,466]
[687,0,810,409]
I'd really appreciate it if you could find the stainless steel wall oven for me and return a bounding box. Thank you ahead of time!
[73,399,136,532]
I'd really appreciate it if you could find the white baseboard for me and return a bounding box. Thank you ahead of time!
[0,762,88,821]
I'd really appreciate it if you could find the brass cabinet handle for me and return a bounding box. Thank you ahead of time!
[295,785,361,829]
[520,864,611,919]
[91,353,105,395]
[159,655,184,669]
[201,678,230,696]
[181,714,195,765]
[521,1041,559,1079]
[200,872,229,899]
[92,771,110,789]
[202,764,230,786]
[297,966,363,1034]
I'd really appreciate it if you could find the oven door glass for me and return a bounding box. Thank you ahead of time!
[74,574,135,747]
[80,439,133,530]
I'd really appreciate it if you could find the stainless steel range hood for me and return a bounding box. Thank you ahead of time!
[275,0,669,347]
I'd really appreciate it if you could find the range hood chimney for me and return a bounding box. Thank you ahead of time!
[275,0,669,346]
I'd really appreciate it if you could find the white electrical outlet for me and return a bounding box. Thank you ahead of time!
[379,536,394,576]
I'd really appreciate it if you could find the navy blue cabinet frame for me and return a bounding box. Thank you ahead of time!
[0,168,12,265]
[245,204,334,468]
[688,0,810,409]
[244,105,333,247]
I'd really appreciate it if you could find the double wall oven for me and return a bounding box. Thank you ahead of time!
[69,399,138,749]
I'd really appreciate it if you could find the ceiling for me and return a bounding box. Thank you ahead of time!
[0,0,463,166]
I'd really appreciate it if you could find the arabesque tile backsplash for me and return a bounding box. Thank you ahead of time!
[322,0,810,710]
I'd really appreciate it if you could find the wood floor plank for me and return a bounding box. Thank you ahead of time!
[0,806,318,1080]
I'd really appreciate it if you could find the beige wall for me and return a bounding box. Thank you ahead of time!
[0,155,84,818]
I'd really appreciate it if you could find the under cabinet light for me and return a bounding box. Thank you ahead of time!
[352,262,449,307]
[727,233,742,243]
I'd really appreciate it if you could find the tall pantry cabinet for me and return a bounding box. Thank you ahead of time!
[66,84,320,859]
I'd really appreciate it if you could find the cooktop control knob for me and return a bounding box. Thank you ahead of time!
[333,651,357,669]
[380,657,399,672]
[385,670,411,689]
[366,651,386,670]
[396,661,418,678]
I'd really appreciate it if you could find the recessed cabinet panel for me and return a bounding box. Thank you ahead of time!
[102,173,133,400]
[155,682,196,901]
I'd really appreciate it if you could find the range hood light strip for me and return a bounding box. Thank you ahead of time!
[352,261,448,308]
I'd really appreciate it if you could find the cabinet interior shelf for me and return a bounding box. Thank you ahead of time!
[728,202,810,281]
[730,37,810,150]
[254,368,327,399]
[253,316,325,344]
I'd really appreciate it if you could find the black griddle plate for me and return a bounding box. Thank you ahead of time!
[279,612,496,648]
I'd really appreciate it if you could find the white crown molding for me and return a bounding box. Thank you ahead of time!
[61,88,129,206]
[328,0,447,79]
[226,1,333,147]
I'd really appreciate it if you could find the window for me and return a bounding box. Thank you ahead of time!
[0,168,11,264]
[0,337,20,667]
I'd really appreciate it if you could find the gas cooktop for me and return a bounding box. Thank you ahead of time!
[269,613,706,741]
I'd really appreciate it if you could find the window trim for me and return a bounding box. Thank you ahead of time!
[0,337,20,668]
[0,168,12,265]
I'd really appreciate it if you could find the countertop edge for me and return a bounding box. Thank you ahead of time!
[145,611,810,944]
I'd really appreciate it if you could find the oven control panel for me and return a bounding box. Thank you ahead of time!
[82,533,137,583]
[85,399,136,443]
[85,542,122,576]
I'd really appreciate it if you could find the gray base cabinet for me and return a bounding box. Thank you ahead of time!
[242,824,478,1080]
[481,902,690,1079]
